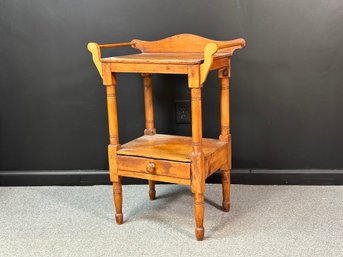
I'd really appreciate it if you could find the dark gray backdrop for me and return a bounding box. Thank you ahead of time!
[1,0,343,174]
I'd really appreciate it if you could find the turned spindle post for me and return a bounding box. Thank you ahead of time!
[219,65,231,212]
[142,73,157,200]
[104,70,123,224]
[189,65,205,241]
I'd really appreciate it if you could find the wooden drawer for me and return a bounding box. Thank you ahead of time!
[117,155,191,182]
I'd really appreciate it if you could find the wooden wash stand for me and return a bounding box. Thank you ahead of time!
[87,34,246,240]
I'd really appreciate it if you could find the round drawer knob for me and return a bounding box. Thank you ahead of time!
[146,162,156,173]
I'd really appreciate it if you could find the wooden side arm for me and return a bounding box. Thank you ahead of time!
[200,38,246,84]
[87,42,135,78]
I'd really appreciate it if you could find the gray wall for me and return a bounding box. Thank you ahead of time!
[1,0,343,171]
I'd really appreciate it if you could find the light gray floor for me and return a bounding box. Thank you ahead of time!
[0,184,342,257]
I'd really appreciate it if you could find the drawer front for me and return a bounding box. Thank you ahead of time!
[117,155,190,180]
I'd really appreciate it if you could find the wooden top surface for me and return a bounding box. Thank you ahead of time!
[101,52,231,64]
[117,134,227,162]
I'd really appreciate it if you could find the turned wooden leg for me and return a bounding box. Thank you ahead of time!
[148,180,156,200]
[189,67,206,241]
[221,169,230,212]
[142,73,156,136]
[142,73,157,200]
[218,66,232,213]
[104,73,123,224]
[113,179,123,224]
[194,193,205,241]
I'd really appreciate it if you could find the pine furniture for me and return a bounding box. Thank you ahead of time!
[87,34,246,240]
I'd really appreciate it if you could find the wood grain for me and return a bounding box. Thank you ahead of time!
[221,170,230,212]
[101,52,230,64]
[113,178,123,224]
[219,65,232,212]
[148,180,156,200]
[117,155,191,180]
[194,193,205,241]
[142,73,156,135]
[142,73,157,197]
[117,170,191,185]
[106,83,119,146]
[132,33,244,53]
[108,62,188,74]
[117,134,226,163]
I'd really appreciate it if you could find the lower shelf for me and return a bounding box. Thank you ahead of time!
[117,134,227,163]
[115,134,229,183]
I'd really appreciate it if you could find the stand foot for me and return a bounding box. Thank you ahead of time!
[195,227,205,241]
[194,193,205,241]
[149,180,156,200]
[113,180,123,224]
[115,213,123,224]
[222,202,230,212]
[221,169,231,212]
